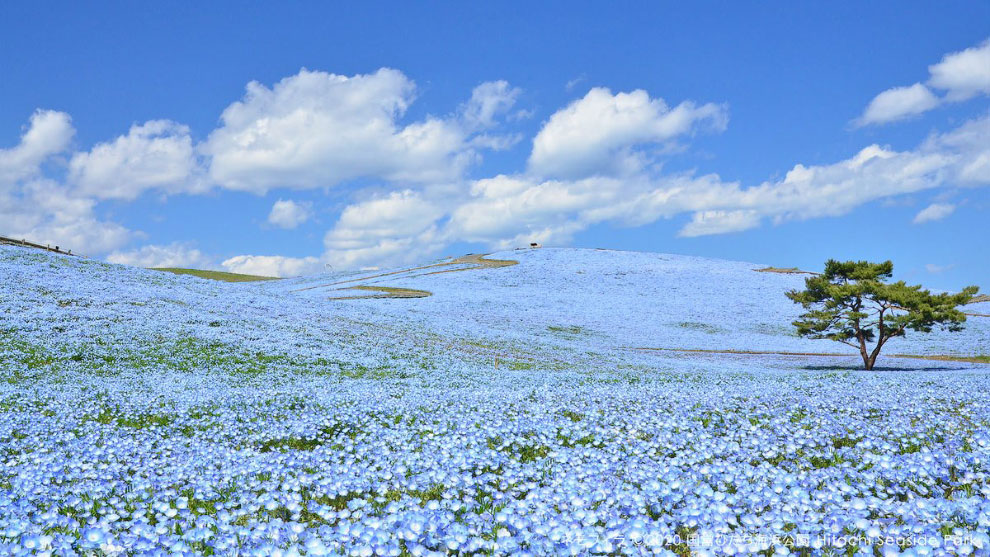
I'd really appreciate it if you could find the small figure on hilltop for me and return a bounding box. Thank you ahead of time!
[787,259,978,370]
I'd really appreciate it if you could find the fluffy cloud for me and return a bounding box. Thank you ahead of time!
[69,120,203,200]
[913,202,955,224]
[854,83,939,126]
[928,39,990,101]
[221,254,322,278]
[857,39,990,125]
[106,243,214,269]
[665,119,985,234]
[528,87,727,178]
[267,199,312,229]
[7,58,988,273]
[432,115,990,252]
[202,68,476,194]
[0,110,74,184]
[323,190,445,268]
[1,111,131,254]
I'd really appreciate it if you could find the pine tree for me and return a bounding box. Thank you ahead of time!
[786,260,978,370]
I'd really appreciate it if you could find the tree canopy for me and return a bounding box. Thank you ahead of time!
[786,260,978,370]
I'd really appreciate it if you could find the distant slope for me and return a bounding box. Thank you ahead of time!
[151,267,278,282]
[279,248,989,357]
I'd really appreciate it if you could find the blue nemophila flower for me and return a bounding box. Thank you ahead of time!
[1,245,989,555]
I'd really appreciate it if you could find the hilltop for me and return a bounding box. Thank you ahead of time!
[2,245,987,371]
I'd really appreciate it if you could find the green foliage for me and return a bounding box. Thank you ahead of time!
[786,259,978,370]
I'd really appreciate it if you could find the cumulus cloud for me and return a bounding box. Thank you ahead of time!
[857,39,990,125]
[267,199,312,229]
[6,62,989,272]
[323,190,445,268]
[203,68,478,194]
[928,39,990,101]
[528,87,727,178]
[912,202,955,224]
[854,83,939,126]
[69,120,203,200]
[1,111,131,254]
[0,110,74,184]
[420,114,989,254]
[106,243,214,269]
[221,254,322,278]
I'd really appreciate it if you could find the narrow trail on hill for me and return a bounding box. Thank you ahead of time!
[296,253,518,299]
[626,347,990,364]
[327,286,432,300]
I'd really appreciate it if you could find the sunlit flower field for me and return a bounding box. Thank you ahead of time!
[1,245,988,556]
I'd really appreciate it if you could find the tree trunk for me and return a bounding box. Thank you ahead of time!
[867,341,885,371]
[857,334,871,370]
[865,354,877,370]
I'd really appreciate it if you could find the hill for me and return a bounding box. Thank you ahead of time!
[151,267,279,282]
[1,244,988,555]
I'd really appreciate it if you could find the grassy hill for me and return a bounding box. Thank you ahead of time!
[1,244,988,554]
[151,267,279,282]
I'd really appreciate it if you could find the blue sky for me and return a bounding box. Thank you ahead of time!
[1,2,988,290]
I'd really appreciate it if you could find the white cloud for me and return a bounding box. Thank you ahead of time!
[460,80,520,130]
[678,210,761,237]
[202,68,477,194]
[446,114,990,248]
[221,254,322,278]
[106,243,214,269]
[267,199,312,229]
[912,202,955,224]
[928,39,990,101]
[1,111,131,254]
[528,87,727,178]
[6,63,989,272]
[855,83,939,126]
[0,110,74,184]
[69,120,203,200]
[857,39,990,126]
[323,190,445,268]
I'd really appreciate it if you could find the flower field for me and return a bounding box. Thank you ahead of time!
[1,245,988,556]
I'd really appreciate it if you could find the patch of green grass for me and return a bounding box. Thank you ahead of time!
[808,453,845,469]
[556,431,596,448]
[505,360,535,370]
[547,325,584,335]
[754,266,815,275]
[560,410,583,422]
[257,421,364,452]
[831,434,862,449]
[518,444,550,462]
[116,413,176,429]
[0,336,57,378]
[897,440,924,455]
[336,286,431,299]
[676,321,725,334]
[258,436,323,452]
[151,268,279,282]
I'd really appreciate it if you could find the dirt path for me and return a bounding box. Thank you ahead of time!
[327,286,432,300]
[304,253,519,300]
[626,346,990,364]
